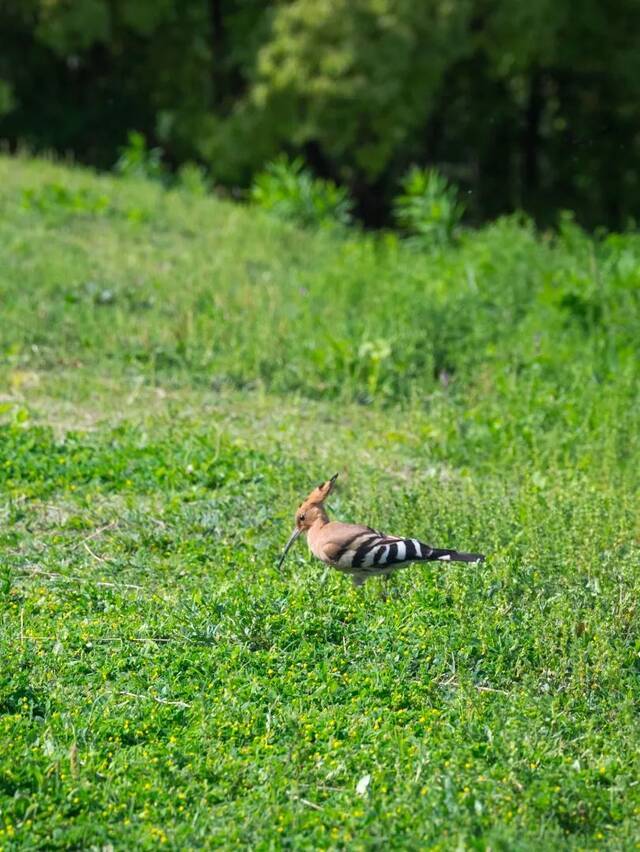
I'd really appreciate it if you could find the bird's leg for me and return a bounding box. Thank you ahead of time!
[379,574,390,602]
[381,572,402,601]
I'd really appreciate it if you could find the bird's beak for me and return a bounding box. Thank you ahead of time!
[277,527,302,569]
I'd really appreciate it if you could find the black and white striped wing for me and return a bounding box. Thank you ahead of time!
[332,530,431,572]
[330,528,484,575]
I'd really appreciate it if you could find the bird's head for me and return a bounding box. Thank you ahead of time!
[277,473,338,568]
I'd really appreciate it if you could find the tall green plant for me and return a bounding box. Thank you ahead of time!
[251,156,353,229]
[114,132,166,183]
[393,167,465,246]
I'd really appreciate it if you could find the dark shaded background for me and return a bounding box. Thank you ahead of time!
[1,0,639,228]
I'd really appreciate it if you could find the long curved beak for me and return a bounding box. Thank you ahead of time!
[277,527,302,569]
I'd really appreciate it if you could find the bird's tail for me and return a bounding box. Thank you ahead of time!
[423,546,485,564]
[343,535,485,573]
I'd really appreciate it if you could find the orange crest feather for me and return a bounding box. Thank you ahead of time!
[300,473,339,510]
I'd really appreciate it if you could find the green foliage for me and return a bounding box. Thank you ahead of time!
[3,156,639,428]
[35,0,111,54]
[20,180,150,224]
[0,421,253,498]
[0,156,639,848]
[394,167,465,246]
[21,182,111,218]
[0,79,14,117]
[114,131,166,183]
[251,156,354,229]
[251,0,471,179]
[1,0,640,226]
[176,161,210,197]
[1,410,638,849]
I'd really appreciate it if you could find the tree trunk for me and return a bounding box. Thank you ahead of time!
[523,70,542,203]
[208,0,224,107]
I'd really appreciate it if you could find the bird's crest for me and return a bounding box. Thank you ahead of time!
[299,472,339,510]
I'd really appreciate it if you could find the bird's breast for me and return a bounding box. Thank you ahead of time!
[306,525,333,564]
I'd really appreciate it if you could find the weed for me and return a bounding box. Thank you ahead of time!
[251,155,354,229]
[114,131,166,183]
[393,166,465,246]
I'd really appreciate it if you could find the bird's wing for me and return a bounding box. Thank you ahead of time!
[318,522,401,567]
[315,523,485,574]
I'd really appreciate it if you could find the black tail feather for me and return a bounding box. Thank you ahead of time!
[421,545,485,564]
[343,534,485,573]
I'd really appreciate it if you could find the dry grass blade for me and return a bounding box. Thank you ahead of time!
[118,691,191,709]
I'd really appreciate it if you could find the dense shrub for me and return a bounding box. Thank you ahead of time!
[393,167,465,246]
[250,156,354,229]
[114,131,166,183]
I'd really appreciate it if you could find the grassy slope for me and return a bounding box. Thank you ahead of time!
[1,155,639,850]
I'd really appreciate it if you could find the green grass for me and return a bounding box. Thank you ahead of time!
[0,154,639,850]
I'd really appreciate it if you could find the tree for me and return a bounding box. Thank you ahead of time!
[1,0,639,228]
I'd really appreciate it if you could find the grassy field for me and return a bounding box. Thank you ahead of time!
[1,154,639,850]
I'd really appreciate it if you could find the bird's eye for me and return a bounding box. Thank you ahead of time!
[298,513,306,522]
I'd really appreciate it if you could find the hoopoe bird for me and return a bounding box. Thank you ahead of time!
[277,474,485,586]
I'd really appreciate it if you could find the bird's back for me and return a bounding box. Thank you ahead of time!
[308,521,398,568]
